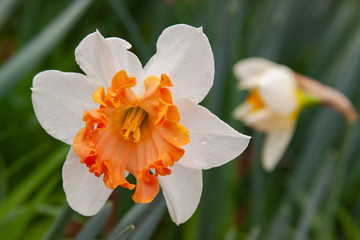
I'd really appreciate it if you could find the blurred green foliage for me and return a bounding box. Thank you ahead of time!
[1,0,360,239]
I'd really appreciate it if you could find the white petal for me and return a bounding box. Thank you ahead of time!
[175,97,250,169]
[233,102,285,133]
[262,123,295,171]
[159,164,202,225]
[144,24,214,103]
[237,75,263,90]
[233,57,277,78]
[62,147,113,216]
[105,37,145,95]
[105,36,132,49]
[75,31,121,87]
[75,30,143,90]
[232,102,253,120]
[258,67,299,115]
[239,108,287,133]
[31,70,97,144]
[233,57,277,89]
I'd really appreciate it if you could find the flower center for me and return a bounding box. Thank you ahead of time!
[73,70,190,204]
[121,107,147,143]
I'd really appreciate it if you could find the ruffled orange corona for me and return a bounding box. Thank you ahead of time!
[73,70,190,203]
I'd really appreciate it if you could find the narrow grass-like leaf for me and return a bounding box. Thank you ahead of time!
[198,1,237,239]
[2,176,59,240]
[338,206,360,240]
[113,225,135,240]
[294,155,335,240]
[6,142,52,177]
[307,0,359,76]
[250,133,264,228]
[107,194,165,240]
[106,204,148,240]
[0,0,20,29]
[246,226,262,240]
[75,203,113,240]
[344,119,360,196]
[0,0,93,98]
[207,0,231,114]
[131,198,166,240]
[223,226,237,240]
[0,154,6,204]
[106,0,150,60]
[268,203,293,240]
[317,124,356,240]
[42,203,74,240]
[0,146,67,223]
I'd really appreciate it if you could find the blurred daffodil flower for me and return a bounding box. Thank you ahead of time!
[233,58,300,171]
[232,58,356,171]
[31,24,250,224]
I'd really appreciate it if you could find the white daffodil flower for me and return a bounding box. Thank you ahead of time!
[233,58,299,172]
[32,24,250,225]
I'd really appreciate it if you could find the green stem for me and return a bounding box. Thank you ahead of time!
[298,90,322,110]
[318,123,355,240]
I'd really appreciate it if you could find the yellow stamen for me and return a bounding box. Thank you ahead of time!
[121,107,147,143]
